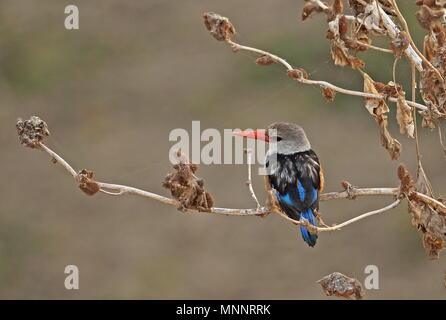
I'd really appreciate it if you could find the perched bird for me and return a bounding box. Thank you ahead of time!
[234,122,324,247]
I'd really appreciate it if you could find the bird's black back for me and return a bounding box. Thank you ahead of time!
[266,150,321,220]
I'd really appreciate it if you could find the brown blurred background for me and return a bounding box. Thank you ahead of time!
[0,0,445,299]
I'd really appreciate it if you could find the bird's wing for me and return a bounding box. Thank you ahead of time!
[267,151,321,220]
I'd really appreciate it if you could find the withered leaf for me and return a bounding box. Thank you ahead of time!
[362,3,385,34]
[330,42,350,67]
[399,164,446,259]
[363,73,401,159]
[423,232,444,259]
[390,31,410,58]
[416,5,446,30]
[420,94,442,128]
[363,73,389,115]
[396,94,415,138]
[302,1,325,20]
[333,0,344,15]
[432,24,446,46]
[327,15,365,69]
[330,41,365,69]
[423,34,435,62]
[338,15,349,39]
[408,193,444,260]
[416,0,437,7]
[374,81,402,99]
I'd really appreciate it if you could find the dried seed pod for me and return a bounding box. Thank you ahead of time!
[203,12,235,41]
[255,55,275,66]
[287,68,308,80]
[318,272,364,300]
[16,116,50,149]
[78,169,100,196]
[397,164,414,195]
[163,150,214,212]
[321,85,336,102]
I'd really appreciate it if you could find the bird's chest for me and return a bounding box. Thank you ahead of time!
[266,153,299,186]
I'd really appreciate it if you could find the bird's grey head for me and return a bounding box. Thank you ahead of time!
[267,122,311,154]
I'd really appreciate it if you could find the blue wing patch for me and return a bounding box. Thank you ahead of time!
[297,179,318,203]
[278,192,294,206]
[297,179,306,202]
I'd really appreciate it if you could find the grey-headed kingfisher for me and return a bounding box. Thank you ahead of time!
[234,122,324,247]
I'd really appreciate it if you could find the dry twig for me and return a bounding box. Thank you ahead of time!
[16,116,446,241]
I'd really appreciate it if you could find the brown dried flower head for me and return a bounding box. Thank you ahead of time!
[255,55,275,66]
[321,85,336,102]
[16,116,50,149]
[397,164,414,195]
[203,12,235,41]
[287,68,309,80]
[78,169,100,196]
[318,272,364,300]
[163,150,214,212]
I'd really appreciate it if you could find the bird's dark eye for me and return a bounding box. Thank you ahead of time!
[276,136,283,141]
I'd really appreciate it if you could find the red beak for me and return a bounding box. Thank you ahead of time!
[233,130,269,142]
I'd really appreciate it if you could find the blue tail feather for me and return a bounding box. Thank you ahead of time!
[300,208,318,247]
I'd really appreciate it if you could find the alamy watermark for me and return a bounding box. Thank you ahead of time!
[168,121,272,175]
[64,5,79,30]
[64,265,79,290]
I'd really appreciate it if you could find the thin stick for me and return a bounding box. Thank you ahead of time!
[354,40,393,54]
[39,143,78,178]
[30,141,446,232]
[392,58,398,84]
[226,39,428,111]
[438,124,446,158]
[319,199,401,232]
[377,1,423,71]
[245,148,261,208]
[389,0,444,83]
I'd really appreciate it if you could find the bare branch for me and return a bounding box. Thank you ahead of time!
[389,0,444,83]
[225,40,428,111]
[245,148,261,208]
[29,139,411,234]
[319,199,401,232]
[358,40,392,54]
[377,0,423,71]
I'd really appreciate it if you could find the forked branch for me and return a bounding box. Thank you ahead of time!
[16,116,446,237]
